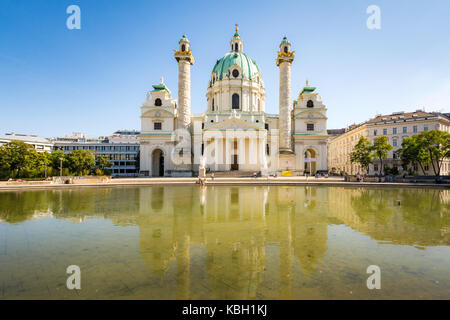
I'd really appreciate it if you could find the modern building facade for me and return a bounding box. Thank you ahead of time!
[0,133,53,152]
[52,130,140,177]
[328,111,450,175]
[140,28,329,177]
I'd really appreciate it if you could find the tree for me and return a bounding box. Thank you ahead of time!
[398,136,429,175]
[350,136,373,174]
[66,150,95,176]
[370,136,393,175]
[417,130,450,177]
[0,140,35,178]
[95,155,113,175]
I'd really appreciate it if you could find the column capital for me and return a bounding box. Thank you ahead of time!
[174,50,195,64]
[276,51,294,66]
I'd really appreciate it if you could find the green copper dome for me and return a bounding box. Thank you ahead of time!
[212,52,260,81]
[281,36,289,44]
[179,34,189,43]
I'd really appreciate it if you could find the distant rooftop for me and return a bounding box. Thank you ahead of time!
[0,133,52,144]
[366,110,440,124]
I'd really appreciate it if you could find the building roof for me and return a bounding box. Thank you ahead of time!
[300,86,316,96]
[366,111,440,124]
[212,52,260,81]
[0,133,52,145]
[327,128,346,135]
[151,82,171,94]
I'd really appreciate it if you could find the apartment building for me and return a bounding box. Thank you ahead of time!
[328,111,450,176]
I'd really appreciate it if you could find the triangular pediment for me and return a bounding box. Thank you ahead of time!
[294,110,327,119]
[205,117,262,131]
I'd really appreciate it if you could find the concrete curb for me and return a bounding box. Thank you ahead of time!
[0,177,448,191]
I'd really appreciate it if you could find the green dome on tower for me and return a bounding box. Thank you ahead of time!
[179,34,189,43]
[212,52,260,81]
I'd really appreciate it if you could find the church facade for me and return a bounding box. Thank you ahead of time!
[139,28,328,177]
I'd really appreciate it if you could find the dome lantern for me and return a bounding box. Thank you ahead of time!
[230,24,243,53]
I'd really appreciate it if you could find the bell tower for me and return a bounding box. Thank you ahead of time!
[174,35,195,130]
[276,36,295,154]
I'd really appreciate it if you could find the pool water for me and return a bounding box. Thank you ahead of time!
[0,185,449,299]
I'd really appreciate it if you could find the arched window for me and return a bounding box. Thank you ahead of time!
[212,98,215,111]
[181,44,186,52]
[307,100,314,108]
[284,46,288,53]
[234,43,238,52]
[155,98,162,106]
[232,94,240,109]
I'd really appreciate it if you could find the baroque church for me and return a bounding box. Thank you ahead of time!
[140,27,328,177]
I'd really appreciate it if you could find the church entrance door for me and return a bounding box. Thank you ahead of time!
[231,155,239,171]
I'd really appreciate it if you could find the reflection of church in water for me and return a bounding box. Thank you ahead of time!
[137,185,329,299]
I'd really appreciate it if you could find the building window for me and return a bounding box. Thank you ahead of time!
[232,93,240,109]
[374,164,378,172]
[284,46,288,53]
[393,128,397,134]
[403,127,407,133]
[154,122,162,130]
[307,123,314,131]
[155,98,162,106]
[383,128,387,135]
[424,125,428,131]
[307,100,314,108]
[212,98,215,111]
[232,69,239,78]
[265,123,269,130]
[413,125,418,133]
[266,144,270,155]
[201,123,204,129]
[181,44,186,52]
[393,138,397,147]
[201,144,204,155]
[234,43,238,52]
[374,130,377,136]
[424,164,429,171]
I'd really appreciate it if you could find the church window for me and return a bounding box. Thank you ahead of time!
[181,44,186,52]
[201,144,204,155]
[155,98,162,106]
[284,46,288,53]
[265,123,269,130]
[232,94,240,109]
[232,69,239,78]
[212,99,215,111]
[234,43,238,52]
[266,144,270,155]
[307,123,314,131]
[154,122,162,130]
[307,100,314,108]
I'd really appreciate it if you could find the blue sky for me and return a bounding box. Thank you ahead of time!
[1,0,449,138]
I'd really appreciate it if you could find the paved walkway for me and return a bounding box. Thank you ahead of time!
[0,176,448,191]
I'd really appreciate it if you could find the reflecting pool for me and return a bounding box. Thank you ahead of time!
[0,185,449,299]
